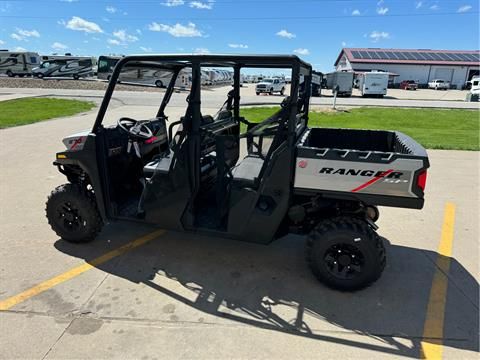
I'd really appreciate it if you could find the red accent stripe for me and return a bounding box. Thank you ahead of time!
[70,137,83,150]
[351,169,394,193]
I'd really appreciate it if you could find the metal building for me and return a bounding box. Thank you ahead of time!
[335,48,480,89]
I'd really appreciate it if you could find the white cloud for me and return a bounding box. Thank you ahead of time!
[13,46,27,51]
[17,29,40,38]
[136,29,142,35]
[369,31,390,42]
[106,6,117,13]
[107,39,121,45]
[0,39,5,45]
[276,29,296,39]
[189,0,214,9]
[377,7,389,15]
[148,22,203,37]
[65,16,103,33]
[52,42,68,50]
[228,43,248,49]
[60,0,78,2]
[113,29,139,43]
[11,28,40,41]
[415,1,423,9]
[162,0,184,6]
[457,5,472,13]
[430,4,438,10]
[194,47,210,54]
[341,41,347,47]
[140,46,153,52]
[352,9,361,16]
[293,48,310,55]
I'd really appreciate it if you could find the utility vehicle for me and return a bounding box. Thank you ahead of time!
[46,55,429,291]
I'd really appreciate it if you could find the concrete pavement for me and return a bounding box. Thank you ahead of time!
[0,99,478,359]
[1,85,480,109]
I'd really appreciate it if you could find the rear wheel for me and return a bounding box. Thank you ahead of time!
[306,217,386,291]
[73,74,80,80]
[269,88,273,95]
[6,70,14,77]
[280,87,285,96]
[155,80,163,88]
[46,184,103,243]
[256,92,260,95]
[36,73,44,79]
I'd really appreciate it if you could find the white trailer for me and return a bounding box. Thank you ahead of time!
[0,50,40,77]
[326,71,354,97]
[358,71,389,97]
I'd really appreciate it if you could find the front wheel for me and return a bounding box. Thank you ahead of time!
[6,70,14,77]
[73,74,80,80]
[155,80,163,88]
[306,217,386,291]
[46,184,103,243]
[256,92,260,95]
[280,87,285,96]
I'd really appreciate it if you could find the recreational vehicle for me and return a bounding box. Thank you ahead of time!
[358,71,389,97]
[97,55,123,80]
[32,56,97,79]
[0,50,40,77]
[326,71,354,97]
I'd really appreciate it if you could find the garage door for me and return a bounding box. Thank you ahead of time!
[434,68,454,82]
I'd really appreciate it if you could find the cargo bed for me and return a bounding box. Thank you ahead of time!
[294,128,430,209]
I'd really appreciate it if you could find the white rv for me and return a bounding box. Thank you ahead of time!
[32,55,97,79]
[0,50,40,77]
[358,71,389,97]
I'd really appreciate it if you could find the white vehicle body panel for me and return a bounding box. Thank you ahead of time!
[0,51,40,75]
[359,72,389,96]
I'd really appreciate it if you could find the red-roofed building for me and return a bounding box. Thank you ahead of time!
[335,48,479,89]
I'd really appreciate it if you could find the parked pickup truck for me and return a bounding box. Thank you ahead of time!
[428,79,450,90]
[295,128,429,210]
[256,78,286,95]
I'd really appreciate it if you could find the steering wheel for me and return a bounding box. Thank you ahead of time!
[117,117,153,140]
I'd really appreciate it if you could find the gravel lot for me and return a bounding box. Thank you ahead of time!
[0,77,164,93]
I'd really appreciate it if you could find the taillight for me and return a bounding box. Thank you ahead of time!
[417,170,427,191]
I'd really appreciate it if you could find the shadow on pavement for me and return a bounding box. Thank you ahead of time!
[55,224,479,358]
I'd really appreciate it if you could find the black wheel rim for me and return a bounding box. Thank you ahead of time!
[324,243,365,280]
[57,201,86,232]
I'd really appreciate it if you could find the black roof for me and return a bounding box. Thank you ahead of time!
[119,54,312,70]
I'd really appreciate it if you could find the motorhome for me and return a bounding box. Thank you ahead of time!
[0,50,40,77]
[98,55,191,88]
[326,71,354,96]
[97,55,122,80]
[33,55,97,79]
[358,71,389,97]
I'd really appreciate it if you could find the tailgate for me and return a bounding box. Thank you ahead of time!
[294,130,430,209]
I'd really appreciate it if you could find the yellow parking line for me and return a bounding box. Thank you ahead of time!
[0,229,165,311]
[421,202,456,360]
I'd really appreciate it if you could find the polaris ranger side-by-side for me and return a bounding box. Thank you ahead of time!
[46,55,429,291]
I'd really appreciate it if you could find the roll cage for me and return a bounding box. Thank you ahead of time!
[92,54,313,134]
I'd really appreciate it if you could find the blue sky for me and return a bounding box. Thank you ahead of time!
[0,0,478,72]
